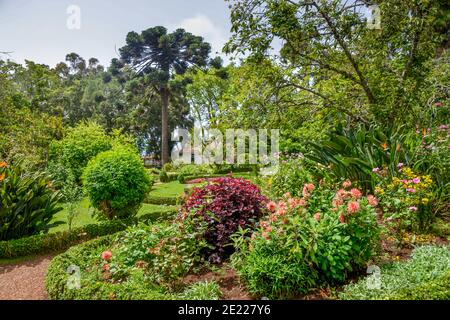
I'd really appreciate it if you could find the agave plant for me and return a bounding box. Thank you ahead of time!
[0,161,62,240]
[307,125,417,192]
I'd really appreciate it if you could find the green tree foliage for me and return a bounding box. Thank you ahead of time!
[225,0,448,126]
[119,26,211,164]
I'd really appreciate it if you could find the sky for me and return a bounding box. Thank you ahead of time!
[0,0,232,68]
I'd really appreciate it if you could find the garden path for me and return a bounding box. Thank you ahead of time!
[0,254,53,300]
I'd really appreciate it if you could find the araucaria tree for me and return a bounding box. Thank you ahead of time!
[119,26,211,164]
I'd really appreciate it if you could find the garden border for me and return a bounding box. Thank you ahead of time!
[0,209,178,259]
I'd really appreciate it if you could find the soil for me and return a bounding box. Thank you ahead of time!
[183,265,253,300]
[0,254,53,300]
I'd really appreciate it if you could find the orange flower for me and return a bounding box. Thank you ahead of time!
[0,161,7,168]
[396,144,401,152]
[381,142,388,150]
[0,173,4,182]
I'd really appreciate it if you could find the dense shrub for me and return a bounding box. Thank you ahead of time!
[232,181,381,298]
[181,177,267,263]
[375,166,435,233]
[339,245,450,300]
[269,156,328,197]
[48,122,112,184]
[177,164,213,183]
[83,147,151,220]
[159,170,169,183]
[0,161,62,240]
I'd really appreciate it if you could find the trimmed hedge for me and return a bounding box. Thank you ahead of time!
[0,209,178,259]
[144,194,182,206]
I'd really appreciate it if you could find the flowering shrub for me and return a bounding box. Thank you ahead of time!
[181,177,267,263]
[104,216,209,285]
[83,147,152,220]
[375,166,435,232]
[232,181,380,298]
[0,161,62,240]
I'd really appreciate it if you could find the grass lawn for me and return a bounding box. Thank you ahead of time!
[49,198,177,233]
[149,180,187,197]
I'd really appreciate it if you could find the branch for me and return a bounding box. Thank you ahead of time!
[312,1,376,104]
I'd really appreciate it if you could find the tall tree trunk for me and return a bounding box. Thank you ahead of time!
[161,87,170,165]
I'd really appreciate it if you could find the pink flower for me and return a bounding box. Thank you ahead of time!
[101,251,112,261]
[350,188,362,199]
[347,201,360,214]
[302,186,310,198]
[339,214,346,223]
[332,197,344,207]
[435,102,443,107]
[283,192,292,198]
[288,198,297,208]
[298,199,306,206]
[305,183,315,192]
[438,124,448,131]
[372,167,380,173]
[412,177,420,184]
[266,201,277,212]
[367,195,378,207]
[314,212,321,221]
[406,188,416,193]
[336,189,347,199]
[397,163,404,170]
[278,201,287,210]
[103,264,110,271]
[409,206,418,211]
[342,180,352,188]
[276,208,287,216]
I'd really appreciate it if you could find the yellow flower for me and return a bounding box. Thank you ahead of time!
[375,187,384,194]
[422,198,429,204]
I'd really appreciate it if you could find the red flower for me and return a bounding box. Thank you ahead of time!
[103,264,110,271]
[339,214,346,223]
[314,212,321,221]
[101,251,112,261]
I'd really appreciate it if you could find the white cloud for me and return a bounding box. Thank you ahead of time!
[175,14,228,57]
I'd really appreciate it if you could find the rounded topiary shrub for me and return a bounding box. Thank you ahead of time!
[181,177,267,263]
[83,147,151,220]
[49,122,112,184]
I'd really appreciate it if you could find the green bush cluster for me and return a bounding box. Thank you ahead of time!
[232,182,381,299]
[269,157,328,198]
[145,194,181,206]
[0,161,62,241]
[83,147,152,220]
[45,220,221,300]
[48,122,113,184]
[339,245,450,300]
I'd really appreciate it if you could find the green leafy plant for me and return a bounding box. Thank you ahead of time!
[83,147,151,220]
[0,161,62,240]
[308,125,416,192]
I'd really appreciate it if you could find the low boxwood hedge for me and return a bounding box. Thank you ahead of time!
[144,194,182,206]
[0,209,178,259]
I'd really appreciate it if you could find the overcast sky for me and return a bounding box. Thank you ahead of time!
[0,0,232,67]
